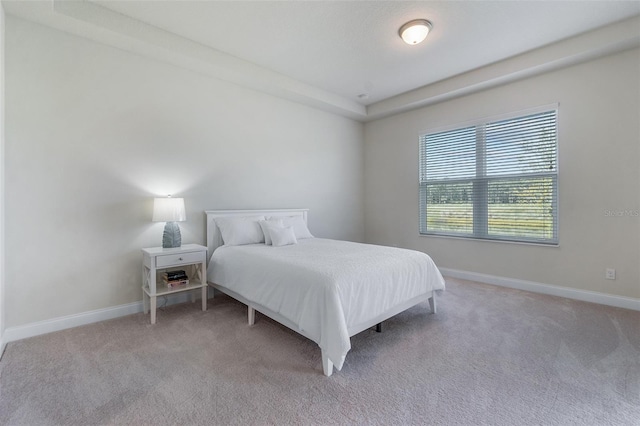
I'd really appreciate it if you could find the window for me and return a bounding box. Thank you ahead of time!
[419,108,558,244]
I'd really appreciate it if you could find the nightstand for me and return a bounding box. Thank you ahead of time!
[141,244,208,324]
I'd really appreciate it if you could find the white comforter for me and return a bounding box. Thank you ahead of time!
[208,238,445,371]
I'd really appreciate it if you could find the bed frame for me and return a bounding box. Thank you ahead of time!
[205,209,437,376]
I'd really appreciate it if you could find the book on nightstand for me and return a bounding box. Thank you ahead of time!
[164,279,189,289]
[162,270,189,289]
[163,270,187,280]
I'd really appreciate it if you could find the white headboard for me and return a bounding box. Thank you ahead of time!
[205,209,309,261]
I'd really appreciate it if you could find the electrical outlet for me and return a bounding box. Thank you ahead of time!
[605,268,616,280]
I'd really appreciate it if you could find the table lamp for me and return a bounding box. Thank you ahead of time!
[152,196,186,248]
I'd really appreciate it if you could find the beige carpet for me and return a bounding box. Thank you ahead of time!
[1,278,639,425]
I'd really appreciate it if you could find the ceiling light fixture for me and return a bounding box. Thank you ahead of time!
[398,19,433,45]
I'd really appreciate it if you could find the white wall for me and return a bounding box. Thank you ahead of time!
[5,17,364,328]
[364,48,640,300]
[0,3,6,352]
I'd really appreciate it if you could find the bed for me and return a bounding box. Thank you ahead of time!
[206,209,445,376]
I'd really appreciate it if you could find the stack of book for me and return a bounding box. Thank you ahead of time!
[163,270,189,289]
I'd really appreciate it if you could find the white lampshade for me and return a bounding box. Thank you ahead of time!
[399,19,433,45]
[152,197,186,222]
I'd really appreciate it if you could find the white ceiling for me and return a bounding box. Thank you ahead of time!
[4,0,640,120]
[94,0,640,104]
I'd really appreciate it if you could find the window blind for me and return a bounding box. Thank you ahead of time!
[419,109,558,244]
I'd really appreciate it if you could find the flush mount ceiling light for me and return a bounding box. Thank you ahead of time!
[398,19,433,45]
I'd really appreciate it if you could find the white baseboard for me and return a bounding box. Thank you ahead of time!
[0,336,6,361]
[3,292,198,344]
[440,267,640,311]
[4,272,637,346]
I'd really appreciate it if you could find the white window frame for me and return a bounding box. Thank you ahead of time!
[419,105,559,245]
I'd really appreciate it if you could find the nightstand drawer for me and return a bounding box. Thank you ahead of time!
[156,251,205,268]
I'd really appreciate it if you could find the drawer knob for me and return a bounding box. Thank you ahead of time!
[178,257,183,261]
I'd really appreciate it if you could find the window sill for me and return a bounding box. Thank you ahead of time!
[419,232,559,247]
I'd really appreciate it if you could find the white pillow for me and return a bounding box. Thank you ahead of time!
[270,215,314,239]
[269,225,298,247]
[258,219,284,245]
[215,215,265,246]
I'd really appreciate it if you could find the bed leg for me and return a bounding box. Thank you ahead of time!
[321,349,334,377]
[375,322,383,333]
[429,294,437,314]
[248,306,255,325]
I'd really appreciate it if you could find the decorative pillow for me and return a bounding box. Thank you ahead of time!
[215,215,265,246]
[258,219,284,245]
[271,215,314,239]
[268,225,298,247]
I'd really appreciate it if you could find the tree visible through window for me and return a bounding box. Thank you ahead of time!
[419,109,558,244]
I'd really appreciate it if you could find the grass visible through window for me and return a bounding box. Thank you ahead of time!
[427,203,554,240]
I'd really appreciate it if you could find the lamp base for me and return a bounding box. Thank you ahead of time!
[162,222,182,248]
